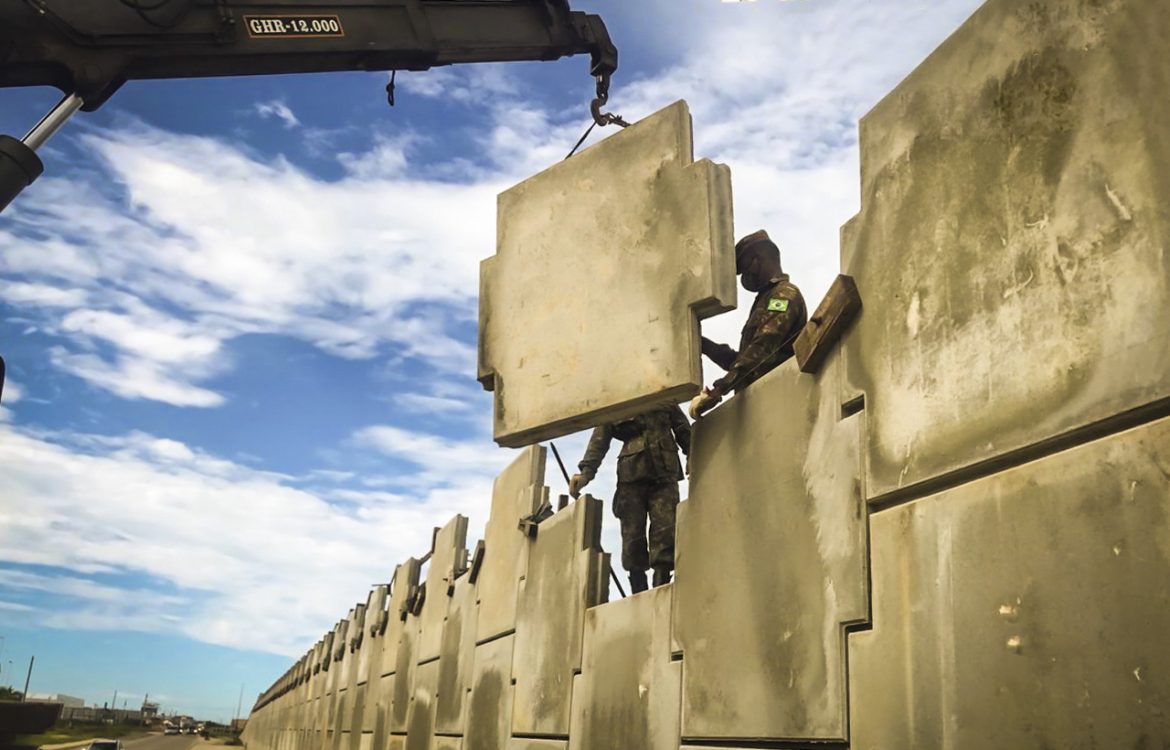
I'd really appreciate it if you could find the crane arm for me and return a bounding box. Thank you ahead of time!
[0,0,619,212]
[0,0,617,108]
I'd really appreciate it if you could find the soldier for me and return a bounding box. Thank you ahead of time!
[690,230,807,418]
[569,405,691,593]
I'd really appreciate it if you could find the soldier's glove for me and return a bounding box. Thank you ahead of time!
[689,388,722,419]
[569,473,590,498]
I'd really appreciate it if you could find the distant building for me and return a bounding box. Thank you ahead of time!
[141,700,159,720]
[29,693,84,708]
[59,705,145,723]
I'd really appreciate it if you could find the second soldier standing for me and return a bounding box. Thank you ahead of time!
[569,406,691,593]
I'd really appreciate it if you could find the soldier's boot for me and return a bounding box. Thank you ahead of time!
[652,567,672,587]
[628,570,648,594]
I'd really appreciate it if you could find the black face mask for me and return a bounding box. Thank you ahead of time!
[740,274,762,293]
[739,255,763,292]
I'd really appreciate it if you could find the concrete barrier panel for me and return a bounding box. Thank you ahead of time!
[568,584,679,750]
[418,515,470,664]
[673,354,868,741]
[382,561,422,674]
[841,0,1170,501]
[478,100,736,447]
[404,660,439,750]
[476,446,544,644]
[512,496,608,737]
[464,634,516,750]
[362,585,390,733]
[436,574,479,735]
[850,415,1170,747]
[390,609,421,734]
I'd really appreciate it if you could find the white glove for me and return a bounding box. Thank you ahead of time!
[689,388,722,419]
[569,473,590,498]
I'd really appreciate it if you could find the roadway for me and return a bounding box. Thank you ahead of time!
[114,735,202,750]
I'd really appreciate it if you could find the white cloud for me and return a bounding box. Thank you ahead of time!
[49,347,226,408]
[2,378,23,404]
[2,122,502,406]
[0,421,515,655]
[253,100,301,129]
[393,393,474,415]
[396,65,519,107]
[4,282,89,308]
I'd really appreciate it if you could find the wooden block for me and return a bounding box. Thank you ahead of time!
[795,274,862,374]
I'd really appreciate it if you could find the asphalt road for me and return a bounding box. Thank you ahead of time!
[119,735,201,750]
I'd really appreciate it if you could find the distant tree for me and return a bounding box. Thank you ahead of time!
[0,686,23,701]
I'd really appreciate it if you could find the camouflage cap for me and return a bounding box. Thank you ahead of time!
[734,229,775,271]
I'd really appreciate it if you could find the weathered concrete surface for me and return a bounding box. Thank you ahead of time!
[383,561,422,735]
[435,574,479,735]
[381,560,422,679]
[673,353,868,741]
[404,660,439,750]
[418,515,469,664]
[841,0,1170,500]
[390,611,420,734]
[476,446,545,643]
[568,584,679,750]
[331,608,358,750]
[343,603,368,750]
[512,496,608,737]
[362,585,390,733]
[370,675,394,750]
[507,741,566,750]
[478,100,736,447]
[323,619,346,740]
[849,415,1170,748]
[464,634,515,750]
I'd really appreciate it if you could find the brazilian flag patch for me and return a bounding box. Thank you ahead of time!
[767,298,789,313]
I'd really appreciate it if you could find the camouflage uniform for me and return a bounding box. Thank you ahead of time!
[703,273,807,394]
[578,406,691,573]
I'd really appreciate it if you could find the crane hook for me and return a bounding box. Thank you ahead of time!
[590,72,629,128]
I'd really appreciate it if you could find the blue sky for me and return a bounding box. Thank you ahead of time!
[0,0,983,723]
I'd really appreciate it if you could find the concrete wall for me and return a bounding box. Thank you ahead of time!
[244,0,1170,746]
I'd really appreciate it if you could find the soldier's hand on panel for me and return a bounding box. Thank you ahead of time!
[689,387,722,419]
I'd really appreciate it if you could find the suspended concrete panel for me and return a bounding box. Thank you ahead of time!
[478,99,736,447]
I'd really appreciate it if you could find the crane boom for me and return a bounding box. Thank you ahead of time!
[0,0,620,212]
